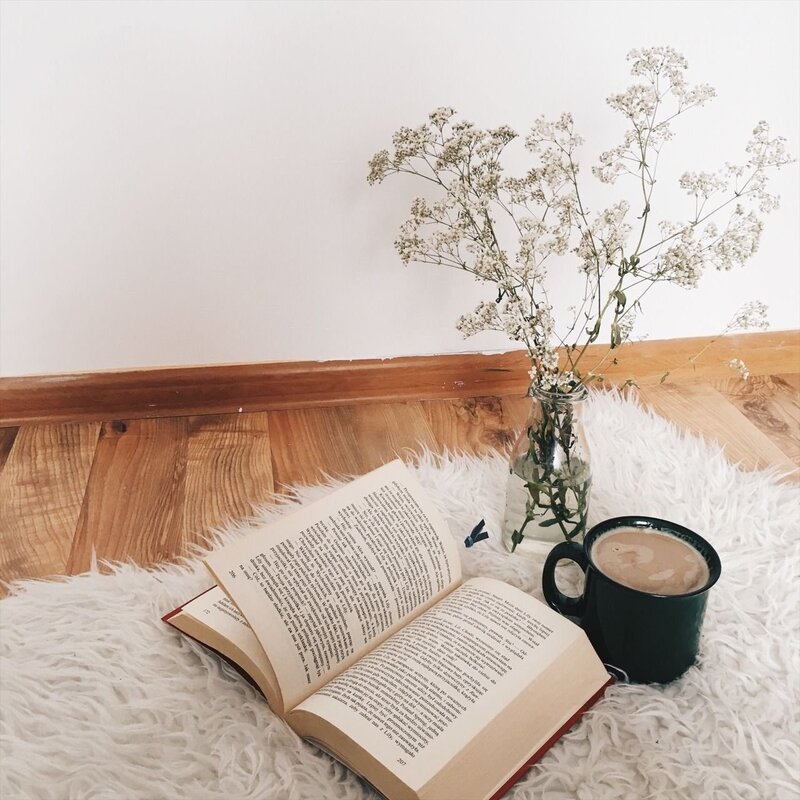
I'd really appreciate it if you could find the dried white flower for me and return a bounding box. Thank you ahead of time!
[618,312,636,342]
[607,84,658,120]
[711,208,763,271]
[576,202,631,275]
[428,107,456,127]
[366,149,391,185]
[627,45,687,81]
[679,170,728,199]
[726,301,769,332]
[746,121,794,170]
[392,124,434,161]
[456,301,499,336]
[654,223,705,288]
[728,358,750,380]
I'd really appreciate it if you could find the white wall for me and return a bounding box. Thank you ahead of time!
[1,0,798,376]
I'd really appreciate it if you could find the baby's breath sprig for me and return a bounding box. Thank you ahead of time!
[368,46,795,392]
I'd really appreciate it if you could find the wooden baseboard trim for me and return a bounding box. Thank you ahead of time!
[1,330,797,426]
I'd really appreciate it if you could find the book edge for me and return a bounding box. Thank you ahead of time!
[160,585,217,624]
[487,675,614,800]
[161,591,267,700]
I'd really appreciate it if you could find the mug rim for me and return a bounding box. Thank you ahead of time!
[583,515,722,599]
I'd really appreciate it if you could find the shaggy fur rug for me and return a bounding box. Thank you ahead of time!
[1,393,798,800]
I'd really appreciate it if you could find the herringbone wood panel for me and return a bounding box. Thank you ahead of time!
[1,375,798,588]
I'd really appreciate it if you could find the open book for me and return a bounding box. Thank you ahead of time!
[163,460,611,800]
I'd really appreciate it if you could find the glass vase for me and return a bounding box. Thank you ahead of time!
[502,385,592,555]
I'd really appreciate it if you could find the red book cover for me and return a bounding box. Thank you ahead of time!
[489,676,614,800]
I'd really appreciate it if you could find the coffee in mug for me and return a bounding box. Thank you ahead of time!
[591,527,710,595]
[542,516,721,683]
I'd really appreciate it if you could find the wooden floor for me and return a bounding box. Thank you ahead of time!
[0,374,798,589]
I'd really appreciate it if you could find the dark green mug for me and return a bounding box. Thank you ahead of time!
[542,516,722,684]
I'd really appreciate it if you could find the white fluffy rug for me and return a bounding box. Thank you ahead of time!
[1,393,799,800]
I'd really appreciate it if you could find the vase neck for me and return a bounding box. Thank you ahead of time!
[531,385,588,405]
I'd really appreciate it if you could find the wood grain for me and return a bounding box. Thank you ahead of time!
[66,413,276,575]
[3,330,797,426]
[67,418,189,573]
[422,396,529,454]
[0,428,18,474]
[636,382,797,475]
[499,396,533,436]
[268,407,364,490]
[334,402,439,469]
[182,413,274,545]
[711,375,800,467]
[0,351,532,426]
[776,373,800,393]
[0,422,100,584]
[269,402,439,490]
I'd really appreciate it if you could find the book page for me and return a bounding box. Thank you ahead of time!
[205,460,462,710]
[292,577,584,792]
[179,586,272,682]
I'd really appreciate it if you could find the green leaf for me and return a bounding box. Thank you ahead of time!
[538,518,561,528]
[585,319,601,343]
[660,371,670,384]
[614,289,627,315]
[610,322,621,349]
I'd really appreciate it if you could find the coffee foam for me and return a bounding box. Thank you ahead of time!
[591,526,709,595]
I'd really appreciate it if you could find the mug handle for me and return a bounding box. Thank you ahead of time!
[542,541,588,619]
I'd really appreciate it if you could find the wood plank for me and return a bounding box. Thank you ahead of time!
[2,330,797,426]
[66,418,188,573]
[500,395,532,434]
[711,375,800,467]
[334,402,439,472]
[423,396,527,454]
[0,427,18,474]
[636,382,797,475]
[268,406,363,490]
[777,373,800,393]
[268,401,438,490]
[0,422,100,584]
[607,329,800,387]
[0,352,531,426]
[182,412,274,545]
